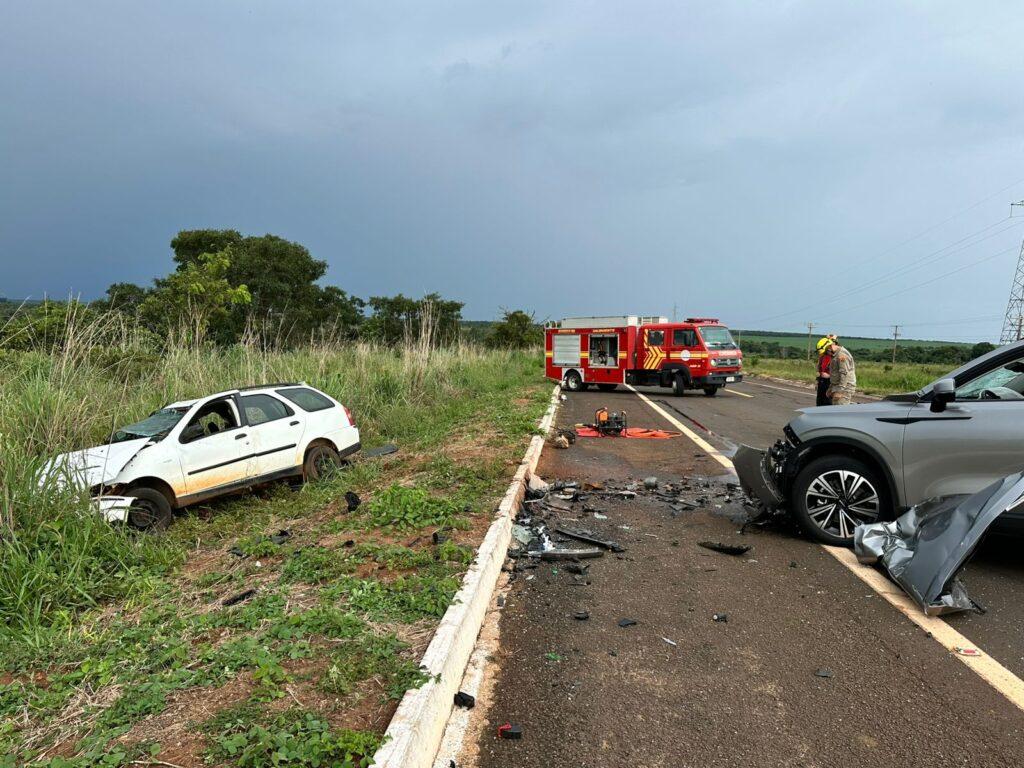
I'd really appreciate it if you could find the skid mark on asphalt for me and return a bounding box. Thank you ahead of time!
[626,383,1024,715]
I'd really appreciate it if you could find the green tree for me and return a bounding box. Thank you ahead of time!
[140,249,251,346]
[363,293,463,346]
[100,282,150,315]
[485,309,543,349]
[971,341,997,359]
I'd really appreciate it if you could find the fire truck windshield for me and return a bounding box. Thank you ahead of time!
[699,326,738,350]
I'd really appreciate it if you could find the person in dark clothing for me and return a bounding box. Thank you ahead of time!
[815,335,836,406]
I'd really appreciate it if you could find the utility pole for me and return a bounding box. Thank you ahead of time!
[891,324,900,364]
[672,302,678,322]
[1000,201,1024,344]
[805,322,815,360]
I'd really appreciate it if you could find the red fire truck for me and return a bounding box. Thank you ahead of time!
[544,315,743,396]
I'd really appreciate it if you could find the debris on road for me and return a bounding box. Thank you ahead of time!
[344,491,361,512]
[644,476,659,490]
[814,668,834,679]
[955,647,982,657]
[698,541,751,557]
[497,723,523,740]
[454,691,476,709]
[537,547,604,561]
[712,613,728,623]
[618,618,638,627]
[574,610,590,621]
[554,526,626,553]
[662,636,678,646]
[855,472,1024,615]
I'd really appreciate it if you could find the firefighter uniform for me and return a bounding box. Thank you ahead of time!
[827,345,857,405]
[815,337,833,406]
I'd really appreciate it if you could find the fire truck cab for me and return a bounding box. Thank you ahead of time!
[544,315,743,396]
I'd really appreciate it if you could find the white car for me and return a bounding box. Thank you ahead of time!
[45,382,361,528]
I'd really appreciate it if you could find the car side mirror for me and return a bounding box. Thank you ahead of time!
[930,378,956,413]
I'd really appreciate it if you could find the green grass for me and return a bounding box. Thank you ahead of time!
[0,322,550,765]
[745,356,949,394]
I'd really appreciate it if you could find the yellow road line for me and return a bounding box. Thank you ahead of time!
[722,388,754,398]
[625,384,1024,715]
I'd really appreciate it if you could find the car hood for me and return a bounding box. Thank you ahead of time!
[43,438,151,490]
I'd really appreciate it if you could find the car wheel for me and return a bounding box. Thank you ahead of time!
[791,455,888,545]
[703,386,720,397]
[304,443,342,482]
[597,383,618,392]
[672,373,688,397]
[127,487,174,531]
[564,371,583,392]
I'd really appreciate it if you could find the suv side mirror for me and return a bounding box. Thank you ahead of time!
[930,378,956,413]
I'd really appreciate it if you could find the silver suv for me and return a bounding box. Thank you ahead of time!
[736,341,1024,545]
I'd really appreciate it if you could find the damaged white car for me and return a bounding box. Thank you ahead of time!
[44,383,360,529]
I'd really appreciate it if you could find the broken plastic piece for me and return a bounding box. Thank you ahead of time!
[814,667,834,678]
[644,477,658,490]
[662,637,677,646]
[454,691,476,709]
[222,588,257,607]
[955,647,982,657]
[497,723,523,740]
[618,618,637,628]
[698,541,751,556]
[363,443,398,458]
[712,613,728,623]
[574,611,590,621]
[345,491,361,512]
[269,529,291,545]
[538,548,604,561]
[555,526,625,553]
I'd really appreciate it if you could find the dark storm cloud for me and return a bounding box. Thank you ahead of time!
[2,1,1022,340]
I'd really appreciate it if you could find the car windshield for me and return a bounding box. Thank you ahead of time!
[700,326,738,350]
[110,407,189,444]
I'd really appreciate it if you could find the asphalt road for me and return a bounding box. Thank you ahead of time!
[461,379,1024,768]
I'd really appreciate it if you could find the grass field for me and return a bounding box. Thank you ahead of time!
[745,357,948,394]
[736,330,972,351]
[0,327,549,767]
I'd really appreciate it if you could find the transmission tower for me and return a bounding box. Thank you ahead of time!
[999,201,1024,344]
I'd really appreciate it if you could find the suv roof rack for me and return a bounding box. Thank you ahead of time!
[239,381,305,391]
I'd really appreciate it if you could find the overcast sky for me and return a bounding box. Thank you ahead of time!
[2,2,1023,341]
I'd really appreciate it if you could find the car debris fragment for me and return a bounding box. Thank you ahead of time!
[618,618,637,627]
[497,723,523,740]
[537,547,604,561]
[574,611,590,621]
[554,526,626,553]
[454,691,476,709]
[712,613,728,623]
[362,443,398,458]
[345,490,361,511]
[222,588,257,607]
[854,472,1024,615]
[698,541,751,557]
[813,667,834,679]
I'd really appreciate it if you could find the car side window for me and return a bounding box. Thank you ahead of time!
[242,394,294,426]
[180,397,240,443]
[672,329,697,347]
[276,387,335,412]
[956,358,1024,401]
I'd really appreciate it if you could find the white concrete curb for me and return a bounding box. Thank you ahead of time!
[369,384,562,768]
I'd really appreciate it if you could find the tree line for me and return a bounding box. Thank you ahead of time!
[1,230,544,351]
[740,339,998,366]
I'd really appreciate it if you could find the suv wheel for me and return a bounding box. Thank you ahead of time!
[127,487,174,531]
[304,443,342,482]
[791,455,888,545]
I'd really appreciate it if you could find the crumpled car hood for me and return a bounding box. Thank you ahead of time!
[854,472,1024,615]
[43,438,151,490]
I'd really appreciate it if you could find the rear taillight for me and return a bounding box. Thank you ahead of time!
[343,406,355,427]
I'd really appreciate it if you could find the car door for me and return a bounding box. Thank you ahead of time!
[902,352,1024,503]
[240,393,306,476]
[176,394,255,497]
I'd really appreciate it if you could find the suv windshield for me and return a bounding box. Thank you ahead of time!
[699,326,738,350]
[110,407,189,444]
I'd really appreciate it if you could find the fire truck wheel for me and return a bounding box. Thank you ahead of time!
[672,373,689,397]
[703,385,720,397]
[564,371,584,392]
[597,384,618,392]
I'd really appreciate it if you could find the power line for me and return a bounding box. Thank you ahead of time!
[814,245,1019,322]
[755,217,1024,325]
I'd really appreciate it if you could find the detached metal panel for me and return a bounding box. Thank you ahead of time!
[552,334,581,366]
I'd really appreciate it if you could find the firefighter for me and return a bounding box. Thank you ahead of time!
[826,338,857,405]
[815,336,834,406]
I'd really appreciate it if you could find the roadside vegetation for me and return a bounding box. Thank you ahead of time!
[738,330,994,367]
[0,306,549,766]
[744,356,949,394]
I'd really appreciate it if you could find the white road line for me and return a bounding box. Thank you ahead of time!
[722,388,754,398]
[626,383,1024,715]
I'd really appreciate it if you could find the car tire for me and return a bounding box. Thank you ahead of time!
[791,455,889,546]
[672,373,688,397]
[564,371,583,392]
[597,383,618,392]
[127,487,174,531]
[703,385,720,397]
[304,443,342,482]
